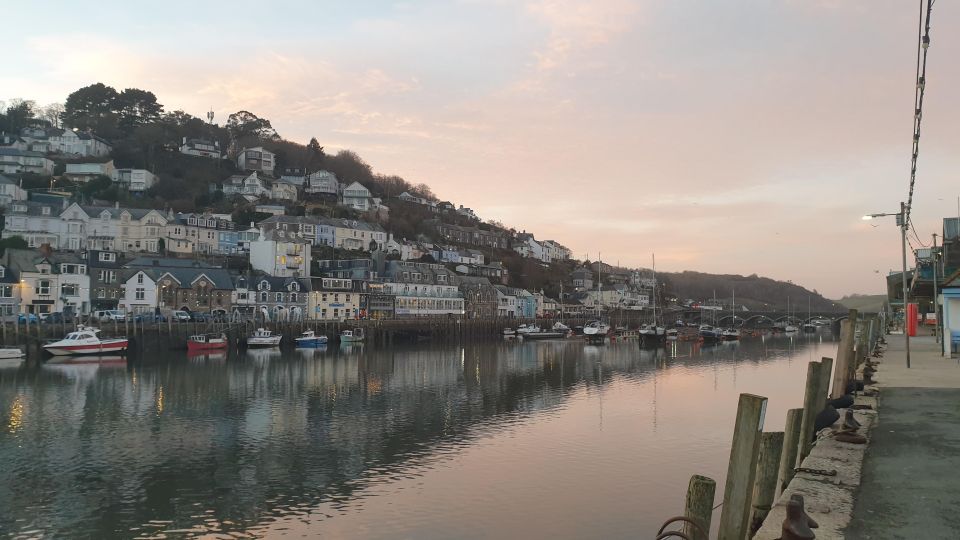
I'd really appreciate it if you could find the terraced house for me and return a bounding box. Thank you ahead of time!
[382,261,464,317]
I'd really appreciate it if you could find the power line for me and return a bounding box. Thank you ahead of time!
[905,0,934,224]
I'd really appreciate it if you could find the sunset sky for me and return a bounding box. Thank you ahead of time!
[4,0,959,298]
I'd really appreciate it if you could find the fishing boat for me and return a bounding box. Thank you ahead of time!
[295,330,328,347]
[0,347,24,359]
[187,333,228,352]
[43,326,129,356]
[247,328,282,348]
[518,325,567,340]
[723,289,740,341]
[340,328,365,343]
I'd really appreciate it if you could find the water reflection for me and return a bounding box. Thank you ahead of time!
[0,331,837,538]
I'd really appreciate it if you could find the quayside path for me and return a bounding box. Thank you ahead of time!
[846,334,960,538]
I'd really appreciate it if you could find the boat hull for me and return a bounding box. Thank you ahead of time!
[187,340,228,352]
[295,337,328,347]
[0,348,24,359]
[520,332,566,340]
[247,338,281,348]
[43,339,129,356]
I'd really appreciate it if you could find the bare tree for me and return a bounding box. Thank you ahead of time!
[41,103,65,128]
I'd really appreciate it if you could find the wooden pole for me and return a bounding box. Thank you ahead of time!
[831,317,856,399]
[717,393,767,540]
[776,408,804,497]
[683,474,716,540]
[798,361,824,461]
[750,431,785,533]
[818,356,834,409]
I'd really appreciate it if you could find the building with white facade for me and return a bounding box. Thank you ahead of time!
[2,200,68,248]
[117,268,159,316]
[270,180,299,202]
[249,230,311,277]
[541,240,572,262]
[180,137,221,159]
[382,261,464,317]
[236,146,275,174]
[112,168,157,192]
[0,148,55,175]
[342,181,372,211]
[0,174,27,206]
[308,277,362,320]
[305,170,339,198]
[316,218,387,251]
[513,234,547,262]
[0,248,91,315]
[65,160,115,183]
[222,172,269,200]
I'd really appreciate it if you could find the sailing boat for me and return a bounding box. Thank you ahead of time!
[583,255,610,338]
[639,254,666,345]
[784,296,799,333]
[552,282,571,334]
[699,290,723,341]
[722,289,740,340]
[802,296,816,332]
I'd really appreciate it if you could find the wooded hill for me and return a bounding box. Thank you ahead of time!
[660,271,844,312]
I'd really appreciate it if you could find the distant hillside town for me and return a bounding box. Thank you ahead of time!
[0,85,835,320]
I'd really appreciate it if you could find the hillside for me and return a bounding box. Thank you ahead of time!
[661,271,844,312]
[833,294,887,313]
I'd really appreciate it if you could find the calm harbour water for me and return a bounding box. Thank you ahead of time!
[0,332,838,539]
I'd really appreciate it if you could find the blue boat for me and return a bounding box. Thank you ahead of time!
[295,330,328,348]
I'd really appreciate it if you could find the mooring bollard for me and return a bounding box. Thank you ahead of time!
[750,431,785,533]
[777,408,804,497]
[797,361,824,461]
[683,474,716,540]
[718,393,767,540]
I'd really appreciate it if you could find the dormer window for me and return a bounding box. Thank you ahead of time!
[99,252,116,262]
[41,207,50,216]
[289,282,299,291]
[0,267,5,278]
[13,204,25,212]
[259,280,269,291]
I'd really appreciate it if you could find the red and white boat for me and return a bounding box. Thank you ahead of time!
[187,333,229,352]
[43,326,129,356]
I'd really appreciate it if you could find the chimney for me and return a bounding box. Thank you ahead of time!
[39,243,53,257]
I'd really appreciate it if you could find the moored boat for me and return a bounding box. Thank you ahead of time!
[43,326,128,356]
[340,328,365,343]
[247,328,282,348]
[721,328,740,340]
[295,330,328,347]
[518,325,567,340]
[699,324,723,341]
[583,320,610,336]
[187,333,229,352]
[0,347,25,359]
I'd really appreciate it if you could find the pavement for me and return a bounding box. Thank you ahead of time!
[845,334,960,539]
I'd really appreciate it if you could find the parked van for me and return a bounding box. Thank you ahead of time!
[171,310,191,322]
[94,310,126,322]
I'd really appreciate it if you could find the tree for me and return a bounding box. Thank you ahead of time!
[63,83,120,129]
[115,88,163,132]
[307,137,325,168]
[412,183,436,201]
[0,236,27,256]
[39,103,65,128]
[1,99,36,133]
[226,110,279,144]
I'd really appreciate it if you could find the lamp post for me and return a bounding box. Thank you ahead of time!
[863,201,910,368]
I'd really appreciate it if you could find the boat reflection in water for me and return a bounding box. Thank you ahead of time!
[245,347,282,364]
[187,350,227,364]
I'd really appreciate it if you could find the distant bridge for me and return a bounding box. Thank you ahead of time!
[666,309,851,328]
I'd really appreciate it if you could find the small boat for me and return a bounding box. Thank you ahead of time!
[722,328,740,340]
[295,330,328,347]
[187,333,228,352]
[503,328,517,337]
[43,326,128,356]
[340,328,365,343]
[784,324,799,333]
[552,321,571,333]
[0,347,24,359]
[699,324,723,341]
[518,325,567,340]
[247,328,282,348]
[802,323,817,333]
[515,323,539,335]
[583,320,610,336]
[665,328,679,341]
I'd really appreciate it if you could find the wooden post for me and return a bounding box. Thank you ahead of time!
[798,361,824,461]
[777,408,804,497]
[818,356,834,409]
[683,475,716,540]
[750,431,785,533]
[717,393,767,540]
[831,317,856,399]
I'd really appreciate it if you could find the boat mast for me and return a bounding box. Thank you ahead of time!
[651,253,657,328]
[597,252,602,320]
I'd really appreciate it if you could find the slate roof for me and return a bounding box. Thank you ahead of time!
[252,274,311,292]
[128,266,235,289]
[5,200,60,216]
[81,206,158,220]
[125,257,218,269]
[0,174,18,185]
[0,147,46,158]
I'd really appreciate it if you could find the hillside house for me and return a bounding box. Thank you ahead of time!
[236,146,275,174]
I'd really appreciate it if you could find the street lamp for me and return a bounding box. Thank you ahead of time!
[862,201,910,368]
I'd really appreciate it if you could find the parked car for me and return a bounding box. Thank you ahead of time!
[94,310,126,322]
[189,312,210,322]
[17,313,38,324]
[134,313,167,323]
[171,310,191,322]
[45,312,74,324]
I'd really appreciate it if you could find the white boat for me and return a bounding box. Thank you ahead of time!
[295,330,328,347]
[699,324,723,341]
[247,328,282,348]
[665,328,679,341]
[583,320,610,336]
[722,328,740,340]
[552,321,571,333]
[515,323,539,335]
[340,328,365,343]
[518,325,567,340]
[502,328,516,336]
[0,347,24,359]
[43,326,129,356]
[784,325,799,333]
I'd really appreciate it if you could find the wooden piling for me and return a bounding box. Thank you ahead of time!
[831,317,856,399]
[818,356,834,409]
[798,361,824,461]
[683,474,716,540]
[773,409,802,498]
[717,393,767,540]
[750,431,785,533]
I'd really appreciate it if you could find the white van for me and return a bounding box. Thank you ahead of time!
[95,310,126,322]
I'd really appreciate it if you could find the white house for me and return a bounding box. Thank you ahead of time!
[457,205,479,220]
[249,230,311,277]
[270,180,299,202]
[342,181,372,211]
[0,174,27,206]
[0,148,55,175]
[0,248,91,315]
[112,168,157,192]
[48,129,111,156]
[315,218,387,251]
[514,234,547,262]
[236,146,275,174]
[118,269,158,315]
[305,170,339,197]
[180,137,221,159]
[541,240,571,262]
[222,172,269,200]
[2,201,67,248]
[495,286,519,317]
[65,160,115,183]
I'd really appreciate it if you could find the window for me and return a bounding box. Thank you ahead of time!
[259,291,267,302]
[137,273,144,284]
[61,283,78,296]
[0,285,12,298]
[99,252,116,262]
[36,280,50,295]
[135,288,145,300]
[237,292,248,301]
[98,289,105,299]
[290,292,297,303]
[98,270,116,283]
[275,292,282,303]
[0,267,4,278]
[41,207,50,215]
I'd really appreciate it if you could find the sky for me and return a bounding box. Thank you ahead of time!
[3,0,959,298]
